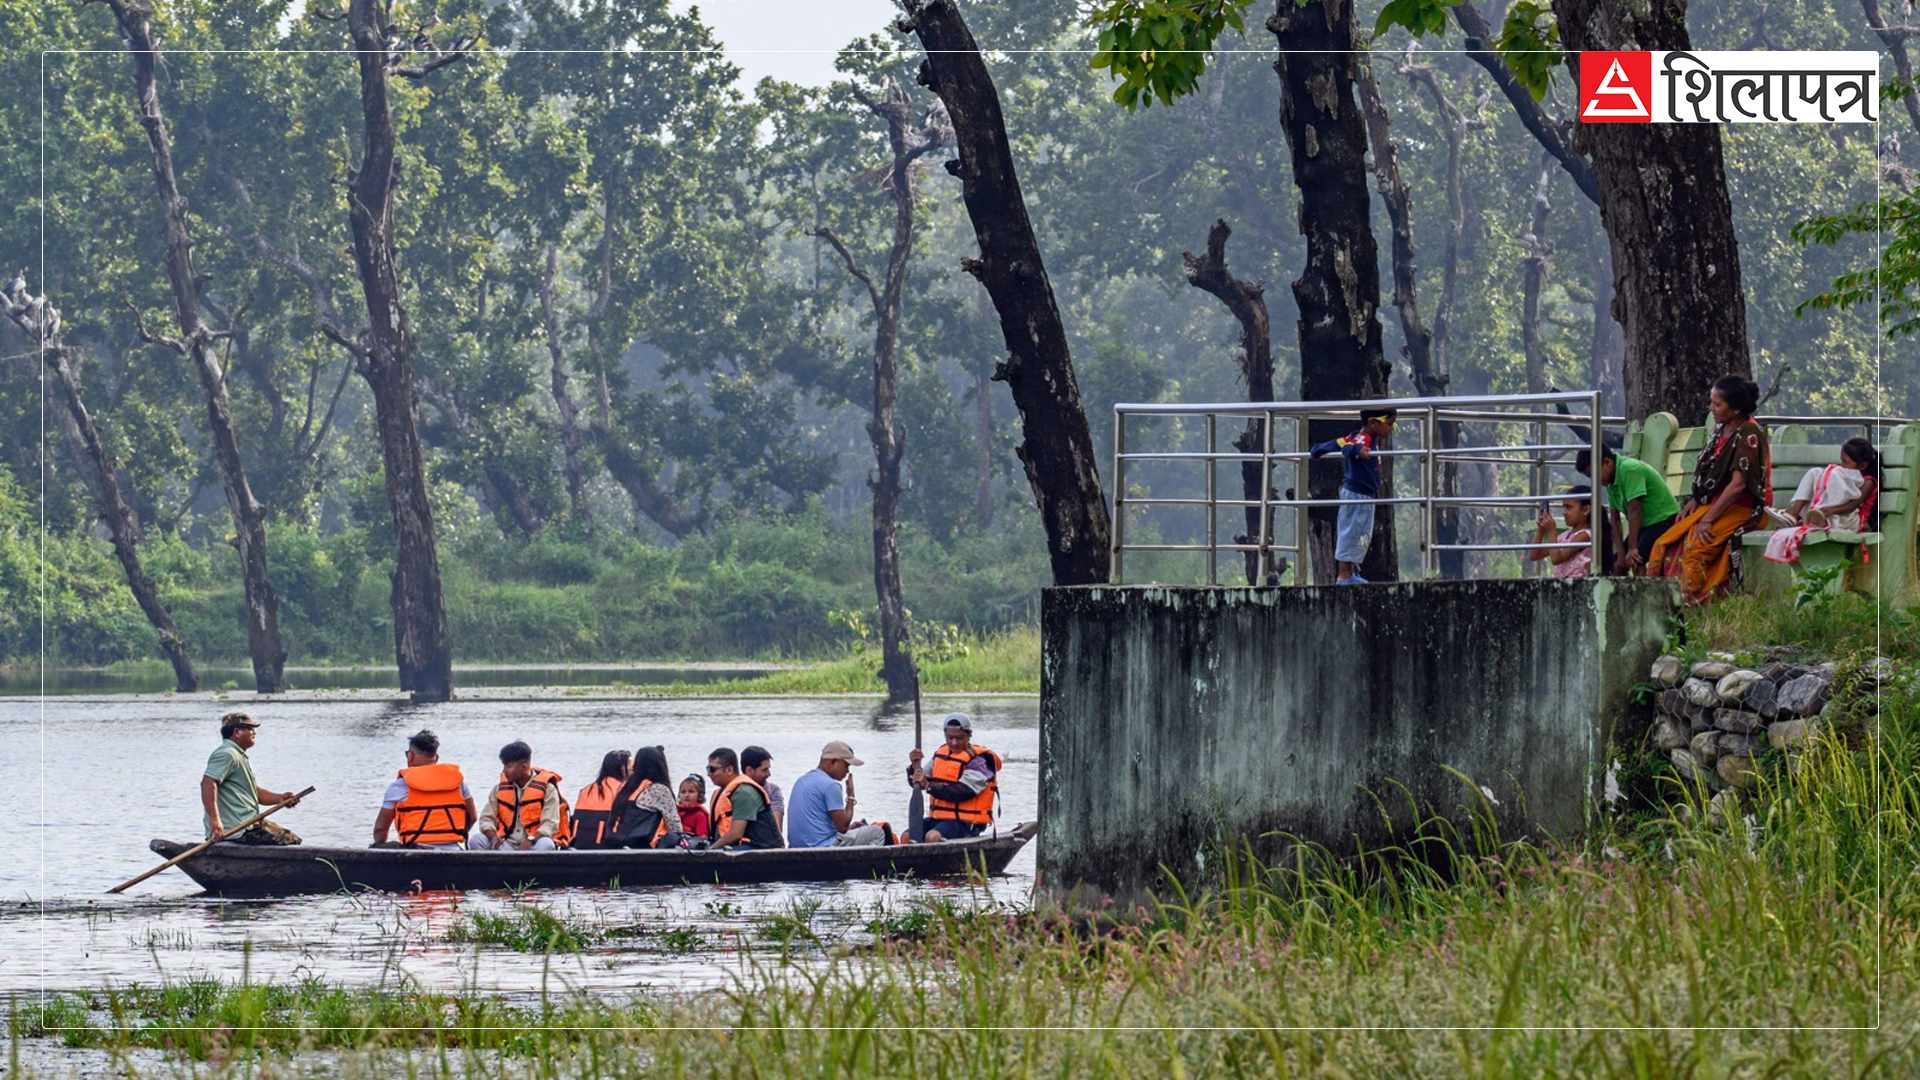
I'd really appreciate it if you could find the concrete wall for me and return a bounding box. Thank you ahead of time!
[1037,579,1676,902]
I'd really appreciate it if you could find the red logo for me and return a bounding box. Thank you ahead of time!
[1579,51,1652,122]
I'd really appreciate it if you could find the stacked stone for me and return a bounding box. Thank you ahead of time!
[1645,653,1838,816]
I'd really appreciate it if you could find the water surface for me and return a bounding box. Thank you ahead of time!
[6,693,1038,994]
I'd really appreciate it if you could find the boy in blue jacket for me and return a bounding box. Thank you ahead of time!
[1309,407,1397,584]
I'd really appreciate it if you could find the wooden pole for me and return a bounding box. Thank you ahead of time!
[108,786,315,894]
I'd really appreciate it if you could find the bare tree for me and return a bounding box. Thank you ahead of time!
[1182,220,1282,585]
[812,77,945,705]
[97,0,286,692]
[3,277,198,691]
[337,0,474,701]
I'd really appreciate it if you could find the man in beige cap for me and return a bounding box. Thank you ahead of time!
[786,740,889,847]
[200,712,303,844]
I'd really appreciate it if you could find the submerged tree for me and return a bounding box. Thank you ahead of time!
[97,0,287,692]
[338,0,473,702]
[811,75,947,704]
[3,278,198,691]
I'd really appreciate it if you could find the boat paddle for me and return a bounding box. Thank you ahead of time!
[108,786,315,894]
[908,665,925,843]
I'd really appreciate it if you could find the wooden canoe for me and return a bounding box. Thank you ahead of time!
[145,822,1038,896]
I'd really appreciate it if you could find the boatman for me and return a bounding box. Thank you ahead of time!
[706,747,783,850]
[474,741,572,851]
[200,712,303,845]
[372,729,477,849]
[908,713,999,841]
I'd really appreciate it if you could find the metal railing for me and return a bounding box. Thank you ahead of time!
[1111,391,1606,585]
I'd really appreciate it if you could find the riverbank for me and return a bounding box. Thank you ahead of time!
[4,627,1043,700]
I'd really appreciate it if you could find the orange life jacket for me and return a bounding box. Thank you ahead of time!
[393,763,472,846]
[709,775,784,848]
[570,777,622,850]
[492,766,573,847]
[928,743,999,825]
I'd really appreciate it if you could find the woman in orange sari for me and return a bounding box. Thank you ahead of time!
[1648,375,1771,604]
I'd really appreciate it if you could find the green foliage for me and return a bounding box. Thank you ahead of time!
[1375,0,1458,38]
[1792,558,1848,610]
[1086,0,1254,109]
[1493,0,1561,101]
[1794,190,1920,337]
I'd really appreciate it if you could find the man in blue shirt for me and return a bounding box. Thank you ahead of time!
[1308,406,1397,584]
[788,740,888,848]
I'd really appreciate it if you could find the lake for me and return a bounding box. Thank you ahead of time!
[5,690,1038,994]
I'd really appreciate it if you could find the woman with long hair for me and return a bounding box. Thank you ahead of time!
[570,749,631,850]
[1648,375,1772,604]
[609,745,678,848]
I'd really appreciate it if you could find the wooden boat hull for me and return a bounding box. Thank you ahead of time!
[147,823,1038,896]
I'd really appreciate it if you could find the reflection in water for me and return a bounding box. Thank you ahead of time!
[8,693,1037,993]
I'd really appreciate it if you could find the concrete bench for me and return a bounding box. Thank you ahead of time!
[1623,412,1918,608]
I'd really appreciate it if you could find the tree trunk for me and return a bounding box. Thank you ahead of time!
[541,243,594,536]
[1577,195,1624,414]
[901,0,1112,587]
[973,292,995,531]
[345,0,455,702]
[812,78,937,706]
[1521,155,1555,397]
[103,0,285,693]
[1862,0,1920,139]
[1269,0,1395,584]
[1554,0,1752,421]
[3,286,198,691]
[1399,58,1471,578]
[1182,219,1280,585]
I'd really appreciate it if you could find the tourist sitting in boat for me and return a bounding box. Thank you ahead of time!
[908,714,1000,842]
[607,745,679,849]
[789,740,889,848]
[706,746,783,850]
[1764,437,1880,566]
[742,745,785,834]
[569,750,630,850]
[676,774,710,838]
[472,741,573,851]
[372,728,476,849]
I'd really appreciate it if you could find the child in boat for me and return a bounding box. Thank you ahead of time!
[1764,437,1880,564]
[676,775,710,838]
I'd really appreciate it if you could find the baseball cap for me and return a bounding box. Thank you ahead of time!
[942,712,972,732]
[222,712,260,729]
[820,740,865,766]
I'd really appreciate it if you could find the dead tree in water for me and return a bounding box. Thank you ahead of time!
[811,76,946,705]
[337,0,473,701]
[3,278,198,691]
[98,0,286,692]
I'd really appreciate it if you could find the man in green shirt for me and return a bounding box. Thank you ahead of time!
[201,713,303,844]
[1578,446,1681,575]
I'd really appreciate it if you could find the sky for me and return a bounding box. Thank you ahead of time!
[674,0,903,87]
